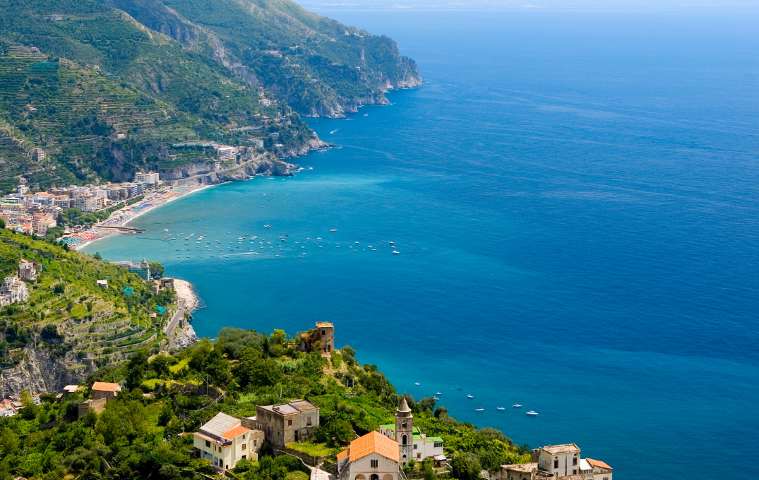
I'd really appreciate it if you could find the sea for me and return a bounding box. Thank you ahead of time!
[85,9,759,479]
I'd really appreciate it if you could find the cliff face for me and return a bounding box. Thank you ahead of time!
[159,153,299,186]
[0,347,95,398]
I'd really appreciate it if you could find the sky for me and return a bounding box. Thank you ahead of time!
[298,0,759,10]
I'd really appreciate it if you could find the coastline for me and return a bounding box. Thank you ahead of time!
[70,183,215,251]
[171,278,200,348]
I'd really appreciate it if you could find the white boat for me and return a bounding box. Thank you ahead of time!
[392,251,400,254]
[433,397,440,400]
[526,411,538,416]
[436,392,442,395]
[415,382,420,386]
[475,408,484,412]
[467,394,473,399]
[496,407,505,410]
[513,404,522,408]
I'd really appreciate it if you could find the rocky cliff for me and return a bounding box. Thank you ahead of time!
[0,346,95,398]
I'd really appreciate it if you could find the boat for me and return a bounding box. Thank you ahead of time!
[496,407,505,411]
[436,392,442,396]
[456,387,462,390]
[330,229,337,232]
[433,397,440,400]
[467,394,473,399]
[392,251,400,254]
[526,411,538,416]
[512,404,522,408]
[415,382,420,386]
[475,408,484,412]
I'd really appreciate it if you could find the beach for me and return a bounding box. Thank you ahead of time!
[67,183,214,251]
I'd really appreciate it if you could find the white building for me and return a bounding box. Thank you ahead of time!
[192,412,264,472]
[214,146,237,160]
[0,277,29,305]
[73,195,98,213]
[530,444,612,480]
[258,98,272,107]
[337,431,401,480]
[134,171,160,185]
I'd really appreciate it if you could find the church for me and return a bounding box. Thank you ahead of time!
[378,398,445,464]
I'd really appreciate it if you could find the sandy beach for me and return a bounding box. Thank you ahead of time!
[173,279,199,313]
[68,183,214,251]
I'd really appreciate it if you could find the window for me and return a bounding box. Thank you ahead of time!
[417,453,421,459]
[414,444,417,449]
[402,423,407,428]
[554,460,559,469]
[254,440,257,446]
[572,470,576,475]
[242,455,246,460]
[434,442,443,448]
[307,417,312,426]
[243,434,246,439]
[402,435,407,445]
[322,330,326,335]
[288,419,293,426]
[573,458,577,466]
[371,460,379,468]
[205,440,211,448]
[242,444,246,450]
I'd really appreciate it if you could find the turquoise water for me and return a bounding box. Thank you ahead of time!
[86,9,759,478]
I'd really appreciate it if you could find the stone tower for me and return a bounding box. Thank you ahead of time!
[395,398,414,463]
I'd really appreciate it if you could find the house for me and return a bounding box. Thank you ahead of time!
[214,145,237,160]
[258,98,272,107]
[30,147,45,162]
[0,277,29,304]
[581,459,612,480]
[497,463,538,480]
[297,322,335,353]
[62,385,81,397]
[337,431,401,480]
[97,280,108,289]
[254,399,319,449]
[192,412,264,471]
[33,213,56,235]
[18,259,41,282]
[531,444,612,480]
[378,399,444,464]
[91,382,121,402]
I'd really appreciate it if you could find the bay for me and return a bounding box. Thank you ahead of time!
[86,9,759,479]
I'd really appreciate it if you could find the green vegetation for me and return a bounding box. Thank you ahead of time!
[0,228,173,369]
[1,323,529,480]
[0,0,420,194]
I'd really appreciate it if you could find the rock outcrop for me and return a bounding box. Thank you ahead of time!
[0,347,94,398]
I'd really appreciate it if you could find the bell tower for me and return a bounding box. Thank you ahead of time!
[395,398,414,463]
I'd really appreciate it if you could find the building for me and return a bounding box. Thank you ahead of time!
[581,459,612,480]
[254,399,319,449]
[112,259,151,281]
[91,382,121,402]
[30,147,45,162]
[377,398,444,464]
[135,171,160,185]
[73,194,98,213]
[258,98,272,107]
[297,322,335,353]
[215,145,237,160]
[337,431,401,480]
[0,277,29,305]
[533,444,581,477]
[497,463,538,480]
[78,398,106,418]
[192,412,264,471]
[18,259,41,282]
[33,213,56,236]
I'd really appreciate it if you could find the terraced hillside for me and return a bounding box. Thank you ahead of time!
[0,228,174,396]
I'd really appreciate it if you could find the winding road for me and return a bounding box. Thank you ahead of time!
[164,298,186,349]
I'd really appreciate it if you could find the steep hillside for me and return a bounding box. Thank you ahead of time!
[0,229,174,396]
[99,0,422,117]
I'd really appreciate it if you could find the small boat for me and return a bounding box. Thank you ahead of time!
[496,407,505,411]
[163,229,168,232]
[436,392,442,396]
[433,397,440,400]
[392,251,400,254]
[475,408,484,412]
[467,394,473,399]
[415,382,420,386]
[265,225,271,228]
[526,411,538,416]
[512,404,522,408]
[330,229,337,232]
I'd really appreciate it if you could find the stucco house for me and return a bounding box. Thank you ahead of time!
[530,444,612,480]
[192,412,265,471]
[337,431,401,480]
[255,399,319,449]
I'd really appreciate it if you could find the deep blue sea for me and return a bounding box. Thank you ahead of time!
[85,9,759,479]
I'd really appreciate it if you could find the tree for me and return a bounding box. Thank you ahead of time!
[0,218,5,229]
[434,406,448,419]
[234,348,281,388]
[19,388,38,419]
[149,261,164,279]
[96,398,147,444]
[418,396,436,412]
[451,453,482,480]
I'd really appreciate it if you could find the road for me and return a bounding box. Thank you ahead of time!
[164,298,185,349]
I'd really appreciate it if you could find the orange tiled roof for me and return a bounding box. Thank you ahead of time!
[348,431,399,462]
[92,382,121,392]
[586,459,612,470]
[221,425,250,440]
[337,449,349,461]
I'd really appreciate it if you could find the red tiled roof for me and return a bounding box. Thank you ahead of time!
[348,431,399,463]
[221,425,250,440]
[586,459,612,470]
[92,382,121,392]
[337,449,349,461]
